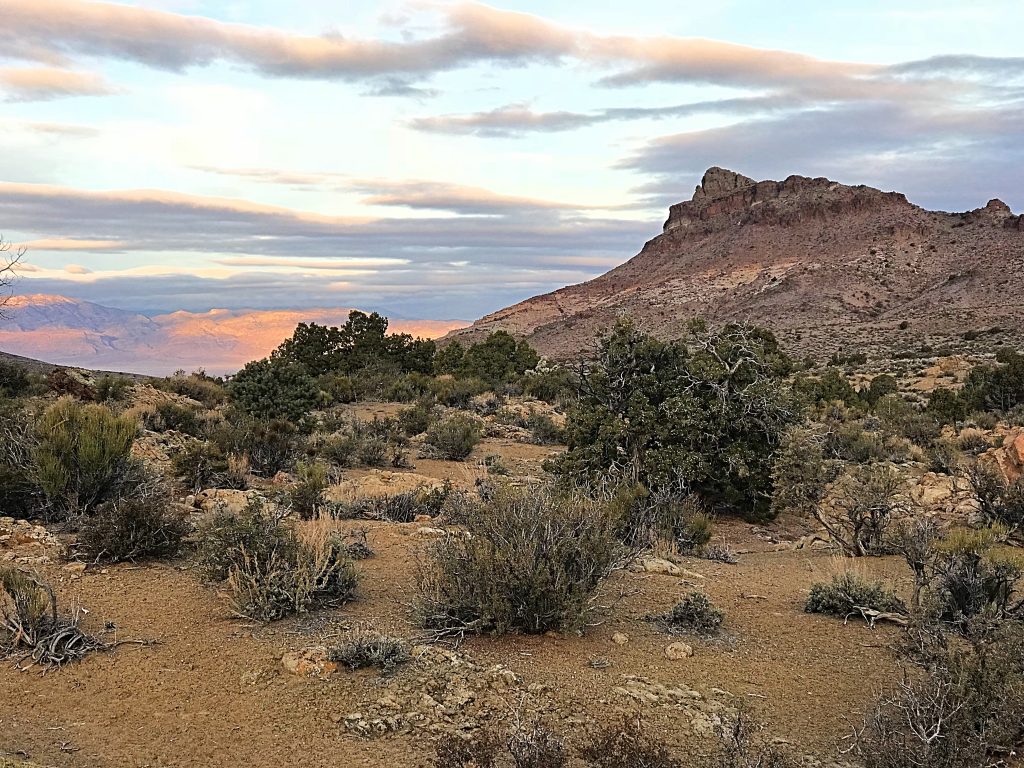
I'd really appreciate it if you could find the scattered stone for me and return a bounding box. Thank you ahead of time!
[665,641,694,660]
[281,647,338,678]
[611,632,629,646]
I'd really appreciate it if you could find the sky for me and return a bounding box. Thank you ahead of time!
[1,0,1022,321]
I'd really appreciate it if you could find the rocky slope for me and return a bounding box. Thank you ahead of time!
[449,168,1024,359]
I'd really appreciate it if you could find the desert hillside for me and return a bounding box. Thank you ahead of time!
[449,168,1024,360]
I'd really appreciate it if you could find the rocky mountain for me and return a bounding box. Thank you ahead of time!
[0,295,467,375]
[449,168,1024,360]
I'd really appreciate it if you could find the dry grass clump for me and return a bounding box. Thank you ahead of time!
[0,567,102,669]
[579,716,682,768]
[416,485,624,637]
[196,501,358,621]
[651,591,725,635]
[328,629,409,673]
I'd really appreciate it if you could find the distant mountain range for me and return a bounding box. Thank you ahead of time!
[0,294,467,375]
[449,167,1024,360]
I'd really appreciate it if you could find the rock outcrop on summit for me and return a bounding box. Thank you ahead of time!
[449,168,1024,359]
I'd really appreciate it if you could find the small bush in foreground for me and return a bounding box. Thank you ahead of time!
[416,486,623,636]
[328,630,410,673]
[397,399,436,436]
[508,722,567,768]
[652,591,724,635]
[805,570,906,619]
[434,730,501,768]
[856,622,1024,768]
[289,461,330,520]
[199,504,358,621]
[424,414,481,461]
[0,567,101,668]
[77,479,189,562]
[579,716,682,768]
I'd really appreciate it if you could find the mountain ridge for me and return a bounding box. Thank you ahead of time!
[449,167,1024,359]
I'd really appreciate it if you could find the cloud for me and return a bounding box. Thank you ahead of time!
[410,95,796,136]
[0,66,114,101]
[0,179,653,317]
[3,0,895,96]
[21,238,124,251]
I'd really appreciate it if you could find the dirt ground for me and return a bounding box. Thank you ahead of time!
[1,425,913,768]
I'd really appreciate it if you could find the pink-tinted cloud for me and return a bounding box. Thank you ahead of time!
[0,66,113,101]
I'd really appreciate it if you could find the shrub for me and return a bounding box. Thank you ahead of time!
[579,717,682,768]
[770,426,839,518]
[318,433,359,467]
[434,731,501,768]
[717,709,795,768]
[805,570,906,619]
[172,441,232,492]
[964,463,1024,532]
[229,357,318,422]
[397,399,436,436]
[157,370,226,408]
[76,479,189,562]
[356,436,389,467]
[856,622,1024,768]
[508,722,567,768]
[142,401,202,436]
[0,567,101,668]
[195,499,291,582]
[33,397,137,518]
[652,591,724,634]
[94,375,132,402]
[425,414,481,461]
[209,417,300,476]
[0,359,30,396]
[328,629,410,673]
[521,365,575,404]
[207,508,358,621]
[921,527,1024,627]
[416,487,623,635]
[289,461,330,520]
[813,464,906,556]
[526,411,564,445]
[0,415,39,519]
[549,320,795,520]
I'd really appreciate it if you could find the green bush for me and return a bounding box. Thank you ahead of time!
[425,414,481,461]
[229,357,318,422]
[142,401,203,436]
[397,399,436,436]
[76,479,189,562]
[652,591,724,635]
[526,411,564,445]
[0,360,30,397]
[548,320,795,520]
[289,461,330,520]
[33,398,137,518]
[521,365,575,404]
[0,414,38,519]
[770,426,838,518]
[209,417,300,476]
[416,487,622,635]
[94,375,132,402]
[805,571,906,618]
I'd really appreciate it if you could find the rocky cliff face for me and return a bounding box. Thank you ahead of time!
[449,168,1024,360]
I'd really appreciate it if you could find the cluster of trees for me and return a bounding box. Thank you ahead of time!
[928,348,1024,425]
[230,313,544,421]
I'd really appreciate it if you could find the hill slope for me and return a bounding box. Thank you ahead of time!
[449,168,1024,359]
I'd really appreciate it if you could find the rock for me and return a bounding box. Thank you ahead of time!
[415,526,447,537]
[611,632,629,646]
[195,488,261,515]
[63,561,87,573]
[665,642,694,660]
[325,471,445,503]
[630,557,681,576]
[281,646,338,677]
